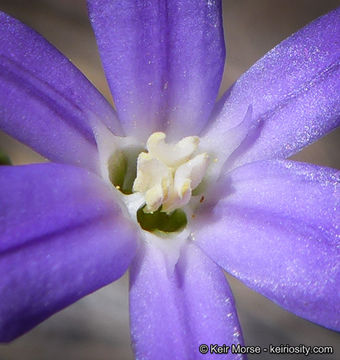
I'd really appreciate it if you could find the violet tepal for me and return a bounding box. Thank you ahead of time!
[0,1,339,359]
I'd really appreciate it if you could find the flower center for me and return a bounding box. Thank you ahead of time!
[133,132,209,213]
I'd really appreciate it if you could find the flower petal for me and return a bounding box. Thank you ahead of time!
[195,160,340,331]
[205,8,340,168]
[129,241,245,360]
[87,0,225,140]
[0,163,137,341]
[0,11,122,172]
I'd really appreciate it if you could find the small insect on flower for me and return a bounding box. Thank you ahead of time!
[0,1,339,359]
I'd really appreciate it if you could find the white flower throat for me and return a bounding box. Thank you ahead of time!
[133,132,209,214]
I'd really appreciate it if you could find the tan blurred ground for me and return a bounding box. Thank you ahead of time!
[0,1,339,359]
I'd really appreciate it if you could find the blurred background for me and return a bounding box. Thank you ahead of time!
[0,0,339,359]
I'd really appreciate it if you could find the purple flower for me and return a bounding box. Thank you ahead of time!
[0,1,339,359]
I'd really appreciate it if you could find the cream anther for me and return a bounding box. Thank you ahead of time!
[133,132,209,213]
[146,132,199,167]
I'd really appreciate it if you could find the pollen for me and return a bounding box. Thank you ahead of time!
[133,132,209,213]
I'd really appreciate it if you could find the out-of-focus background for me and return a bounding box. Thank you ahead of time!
[0,0,339,359]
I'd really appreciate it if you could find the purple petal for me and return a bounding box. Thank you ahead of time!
[87,0,225,140]
[130,242,245,360]
[206,8,340,168]
[195,160,340,331]
[0,163,137,341]
[0,11,122,172]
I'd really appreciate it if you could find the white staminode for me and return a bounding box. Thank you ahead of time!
[133,132,209,213]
